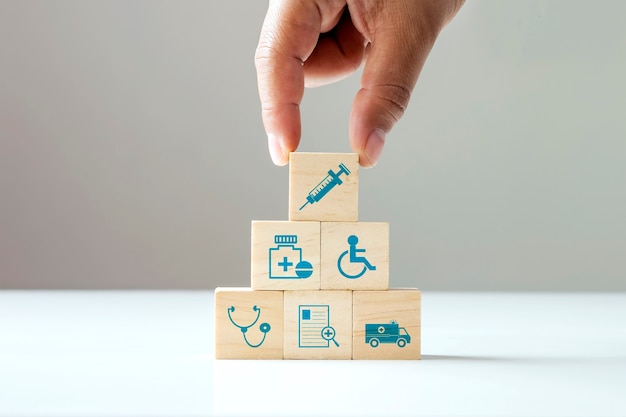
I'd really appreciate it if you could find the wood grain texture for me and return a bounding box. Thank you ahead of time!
[284,290,352,359]
[289,152,359,222]
[251,221,321,290]
[352,289,421,360]
[215,288,283,359]
[321,222,389,290]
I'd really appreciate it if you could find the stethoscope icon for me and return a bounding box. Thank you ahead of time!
[227,305,271,348]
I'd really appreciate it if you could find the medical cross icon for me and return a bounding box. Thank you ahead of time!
[278,256,293,271]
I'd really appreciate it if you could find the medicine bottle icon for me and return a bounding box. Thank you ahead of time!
[268,235,313,279]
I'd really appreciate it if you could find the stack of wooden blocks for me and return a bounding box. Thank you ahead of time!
[215,152,421,359]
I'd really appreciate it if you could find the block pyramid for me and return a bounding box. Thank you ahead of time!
[215,152,421,359]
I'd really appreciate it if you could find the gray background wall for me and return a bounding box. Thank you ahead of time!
[1,1,624,290]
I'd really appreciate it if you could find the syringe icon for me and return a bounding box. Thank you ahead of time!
[299,163,351,210]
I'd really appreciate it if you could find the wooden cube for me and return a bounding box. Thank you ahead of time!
[284,290,352,359]
[251,221,321,290]
[352,289,421,360]
[214,288,283,359]
[289,152,359,222]
[320,222,389,290]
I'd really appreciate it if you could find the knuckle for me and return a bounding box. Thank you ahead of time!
[372,83,411,121]
[254,40,275,67]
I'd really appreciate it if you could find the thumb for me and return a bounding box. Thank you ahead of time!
[348,2,447,168]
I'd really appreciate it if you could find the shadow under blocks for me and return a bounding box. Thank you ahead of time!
[215,152,421,359]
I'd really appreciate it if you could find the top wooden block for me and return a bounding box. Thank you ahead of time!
[289,152,359,222]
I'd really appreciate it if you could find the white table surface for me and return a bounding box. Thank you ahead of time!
[1,291,625,417]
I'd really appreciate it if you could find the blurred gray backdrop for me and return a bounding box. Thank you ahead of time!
[1,1,624,290]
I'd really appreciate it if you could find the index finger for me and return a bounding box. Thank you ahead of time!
[255,0,344,165]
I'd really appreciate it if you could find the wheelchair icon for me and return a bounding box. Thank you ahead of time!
[337,235,376,279]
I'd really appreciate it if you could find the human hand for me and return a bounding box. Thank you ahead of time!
[255,0,464,167]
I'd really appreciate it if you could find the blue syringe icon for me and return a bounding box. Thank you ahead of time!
[299,163,351,210]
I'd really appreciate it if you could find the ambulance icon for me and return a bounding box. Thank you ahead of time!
[268,235,313,279]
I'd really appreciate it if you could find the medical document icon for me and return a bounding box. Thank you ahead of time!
[337,235,376,279]
[298,305,339,348]
[269,235,313,279]
[299,163,351,210]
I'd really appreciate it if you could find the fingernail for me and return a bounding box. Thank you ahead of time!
[363,128,386,167]
[268,134,286,166]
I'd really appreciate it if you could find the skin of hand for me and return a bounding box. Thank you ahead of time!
[255,0,464,167]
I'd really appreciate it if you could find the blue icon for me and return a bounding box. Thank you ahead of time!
[227,305,271,348]
[298,305,339,348]
[269,235,313,279]
[299,163,351,210]
[337,235,376,279]
[365,321,411,348]
[321,326,339,347]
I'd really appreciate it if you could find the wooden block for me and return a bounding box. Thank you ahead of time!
[352,289,421,360]
[289,152,359,222]
[320,222,389,290]
[214,288,283,359]
[284,290,352,359]
[251,221,321,290]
